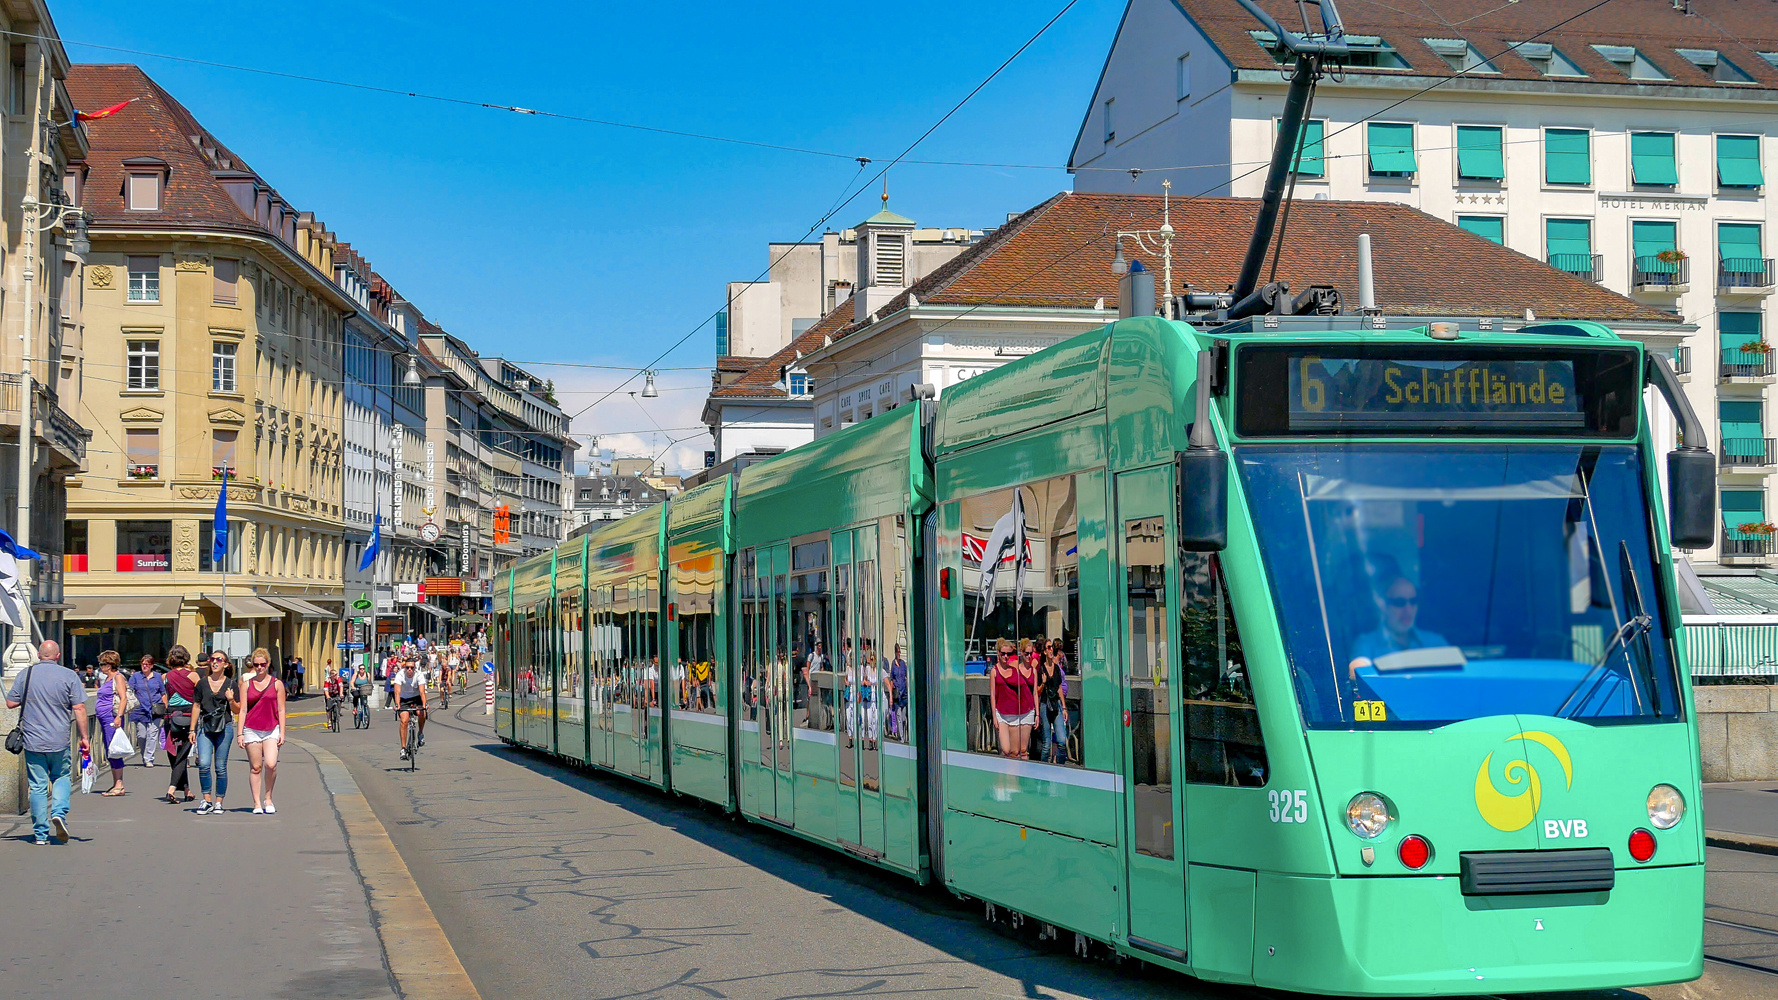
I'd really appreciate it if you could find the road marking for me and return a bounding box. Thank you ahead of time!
[298,739,481,1000]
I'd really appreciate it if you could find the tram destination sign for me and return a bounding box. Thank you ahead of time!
[1235,343,1641,438]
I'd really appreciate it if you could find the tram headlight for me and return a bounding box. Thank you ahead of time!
[1346,792,1390,839]
[1646,784,1685,830]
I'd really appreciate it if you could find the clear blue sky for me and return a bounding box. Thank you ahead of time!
[52,0,1129,470]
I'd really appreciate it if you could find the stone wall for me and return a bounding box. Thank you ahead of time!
[1697,685,1778,782]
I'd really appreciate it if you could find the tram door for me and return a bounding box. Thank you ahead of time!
[1116,469,1190,959]
[627,575,653,780]
[834,525,887,856]
[758,544,795,823]
[590,585,612,769]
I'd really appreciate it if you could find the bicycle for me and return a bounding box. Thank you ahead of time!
[402,709,420,771]
[326,696,341,733]
[353,691,371,730]
[437,683,450,711]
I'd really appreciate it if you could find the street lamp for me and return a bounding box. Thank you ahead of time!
[400,354,422,386]
[1109,178,1176,319]
[640,371,658,398]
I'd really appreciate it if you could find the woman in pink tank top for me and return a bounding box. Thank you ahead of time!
[236,647,286,815]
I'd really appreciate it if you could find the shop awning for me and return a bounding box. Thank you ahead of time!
[200,593,283,619]
[410,603,452,621]
[66,595,183,621]
[265,596,335,620]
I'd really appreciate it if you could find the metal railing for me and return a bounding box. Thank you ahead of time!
[1720,532,1775,558]
[1720,437,1777,467]
[1548,252,1603,282]
[1631,255,1689,290]
[1673,344,1692,375]
[1719,257,1775,290]
[1721,350,1778,379]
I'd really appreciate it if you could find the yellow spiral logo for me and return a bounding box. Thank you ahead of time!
[1474,731,1573,832]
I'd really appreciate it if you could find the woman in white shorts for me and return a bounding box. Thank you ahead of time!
[236,647,287,815]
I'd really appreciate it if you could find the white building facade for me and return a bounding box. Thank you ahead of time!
[1071,0,1778,565]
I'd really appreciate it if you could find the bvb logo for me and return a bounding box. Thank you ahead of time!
[1473,731,1573,832]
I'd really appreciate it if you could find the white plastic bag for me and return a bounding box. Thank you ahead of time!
[107,726,133,758]
[80,754,95,794]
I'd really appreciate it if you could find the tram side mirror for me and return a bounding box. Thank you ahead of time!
[1177,445,1228,552]
[1666,448,1716,551]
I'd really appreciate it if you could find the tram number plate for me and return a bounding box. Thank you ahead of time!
[1268,789,1310,824]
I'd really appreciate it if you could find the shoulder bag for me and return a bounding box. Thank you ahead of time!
[4,663,34,754]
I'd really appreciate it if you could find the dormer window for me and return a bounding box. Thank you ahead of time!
[1512,42,1586,78]
[787,371,809,396]
[121,157,168,212]
[1676,48,1754,84]
[1252,31,1407,69]
[1591,45,1670,81]
[1422,38,1497,74]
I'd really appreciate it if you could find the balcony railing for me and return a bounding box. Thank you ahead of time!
[1721,532,1775,559]
[1720,437,1777,467]
[1719,257,1775,291]
[1673,344,1692,375]
[1548,253,1603,282]
[1632,255,1689,290]
[1721,350,1778,380]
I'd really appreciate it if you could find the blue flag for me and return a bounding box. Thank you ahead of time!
[0,527,40,562]
[358,511,380,572]
[212,469,229,566]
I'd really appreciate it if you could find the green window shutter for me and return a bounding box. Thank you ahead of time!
[1720,401,1763,440]
[1720,222,1763,262]
[1457,215,1504,244]
[1546,218,1592,257]
[1717,134,1764,187]
[1367,122,1416,174]
[1630,132,1678,185]
[1722,489,1765,534]
[1456,126,1504,180]
[1632,220,1678,274]
[1720,311,1764,356]
[1545,128,1591,185]
[1285,119,1325,177]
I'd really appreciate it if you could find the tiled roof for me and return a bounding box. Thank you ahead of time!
[67,64,277,234]
[713,190,1677,399]
[1179,0,1778,88]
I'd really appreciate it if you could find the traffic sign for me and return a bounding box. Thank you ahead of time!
[482,662,494,674]
[337,642,365,651]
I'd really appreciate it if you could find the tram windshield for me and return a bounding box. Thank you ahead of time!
[1237,443,1682,729]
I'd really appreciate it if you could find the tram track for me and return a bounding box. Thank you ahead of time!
[1705,915,1778,977]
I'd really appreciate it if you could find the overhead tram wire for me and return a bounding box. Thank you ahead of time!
[564,0,1083,425]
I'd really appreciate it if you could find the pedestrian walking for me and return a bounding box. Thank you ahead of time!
[127,653,165,768]
[160,645,198,804]
[238,648,287,815]
[94,650,129,796]
[5,641,91,844]
[193,650,239,815]
[292,655,305,697]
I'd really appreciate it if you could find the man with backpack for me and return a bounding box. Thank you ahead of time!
[6,641,90,844]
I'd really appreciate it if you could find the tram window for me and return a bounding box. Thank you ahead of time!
[641,577,661,709]
[494,610,511,688]
[1126,517,1175,859]
[957,474,1084,767]
[880,515,911,744]
[1181,554,1267,786]
[739,549,758,722]
[854,525,880,748]
[790,536,830,732]
[674,557,718,713]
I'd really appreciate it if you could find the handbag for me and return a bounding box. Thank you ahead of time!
[3,662,33,754]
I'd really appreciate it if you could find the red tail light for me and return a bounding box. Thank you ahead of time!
[939,568,952,600]
[1398,835,1431,870]
[666,603,676,621]
[1628,828,1657,862]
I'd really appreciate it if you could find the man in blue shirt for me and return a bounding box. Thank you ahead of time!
[6,641,90,844]
[1348,576,1449,675]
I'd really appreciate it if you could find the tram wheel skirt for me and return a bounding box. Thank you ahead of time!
[1253,864,1704,995]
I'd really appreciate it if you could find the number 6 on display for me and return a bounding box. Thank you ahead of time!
[1268,789,1310,824]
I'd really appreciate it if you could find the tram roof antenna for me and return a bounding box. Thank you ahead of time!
[1227,0,1349,320]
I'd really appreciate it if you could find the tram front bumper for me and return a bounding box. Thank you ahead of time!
[1252,863,1704,995]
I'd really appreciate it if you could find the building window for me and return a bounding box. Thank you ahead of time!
[1422,38,1497,73]
[1630,132,1678,186]
[213,258,238,304]
[788,372,809,396]
[1281,118,1325,177]
[1511,42,1585,77]
[1722,489,1767,550]
[1252,31,1407,70]
[715,310,729,356]
[1544,128,1591,186]
[1718,135,1764,188]
[126,340,159,390]
[1545,218,1596,279]
[116,520,172,572]
[1176,53,1191,100]
[1677,47,1754,84]
[1457,215,1505,244]
[1591,44,1670,81]
[212,429,237,479]
[1720,312,1765,376]
[212,342,237,392]
[125,428,159,479]
[1719,223,1767,283]
[1455,125,1504,181]
[1631,220,1680,282]
[1366,122,1416,178]
[199,519,242,573]
[127,256,159,302]
[126,172,161,211]
[1103,98,1115,144]
[1720,401,1766,465]
[63,520,87,574]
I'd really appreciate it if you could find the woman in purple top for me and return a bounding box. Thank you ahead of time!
[127,654,165,768]
[94,650,129,795]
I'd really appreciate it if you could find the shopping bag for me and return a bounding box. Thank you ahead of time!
[80,752,95,794]
[107,726,134,758]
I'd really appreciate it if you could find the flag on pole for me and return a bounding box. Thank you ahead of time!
[0,527,41,630]
[75,98,137,123]
[212,469,229,566]
[358,511,381,572]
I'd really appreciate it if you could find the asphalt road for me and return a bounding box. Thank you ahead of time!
[314,684,1778,1000]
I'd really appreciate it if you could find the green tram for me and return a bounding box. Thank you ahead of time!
[497,315,1708,994]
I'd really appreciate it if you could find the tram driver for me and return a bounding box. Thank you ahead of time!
[1346,575,1449,679]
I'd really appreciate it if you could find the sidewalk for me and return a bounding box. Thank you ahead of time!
[0,739,397,1000]
[1705,779,1778,853]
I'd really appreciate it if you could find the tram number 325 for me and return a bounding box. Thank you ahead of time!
[1268,789,1311,824]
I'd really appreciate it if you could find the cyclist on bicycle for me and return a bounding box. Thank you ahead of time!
[393,658,428,759]
[322,667,344,727]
